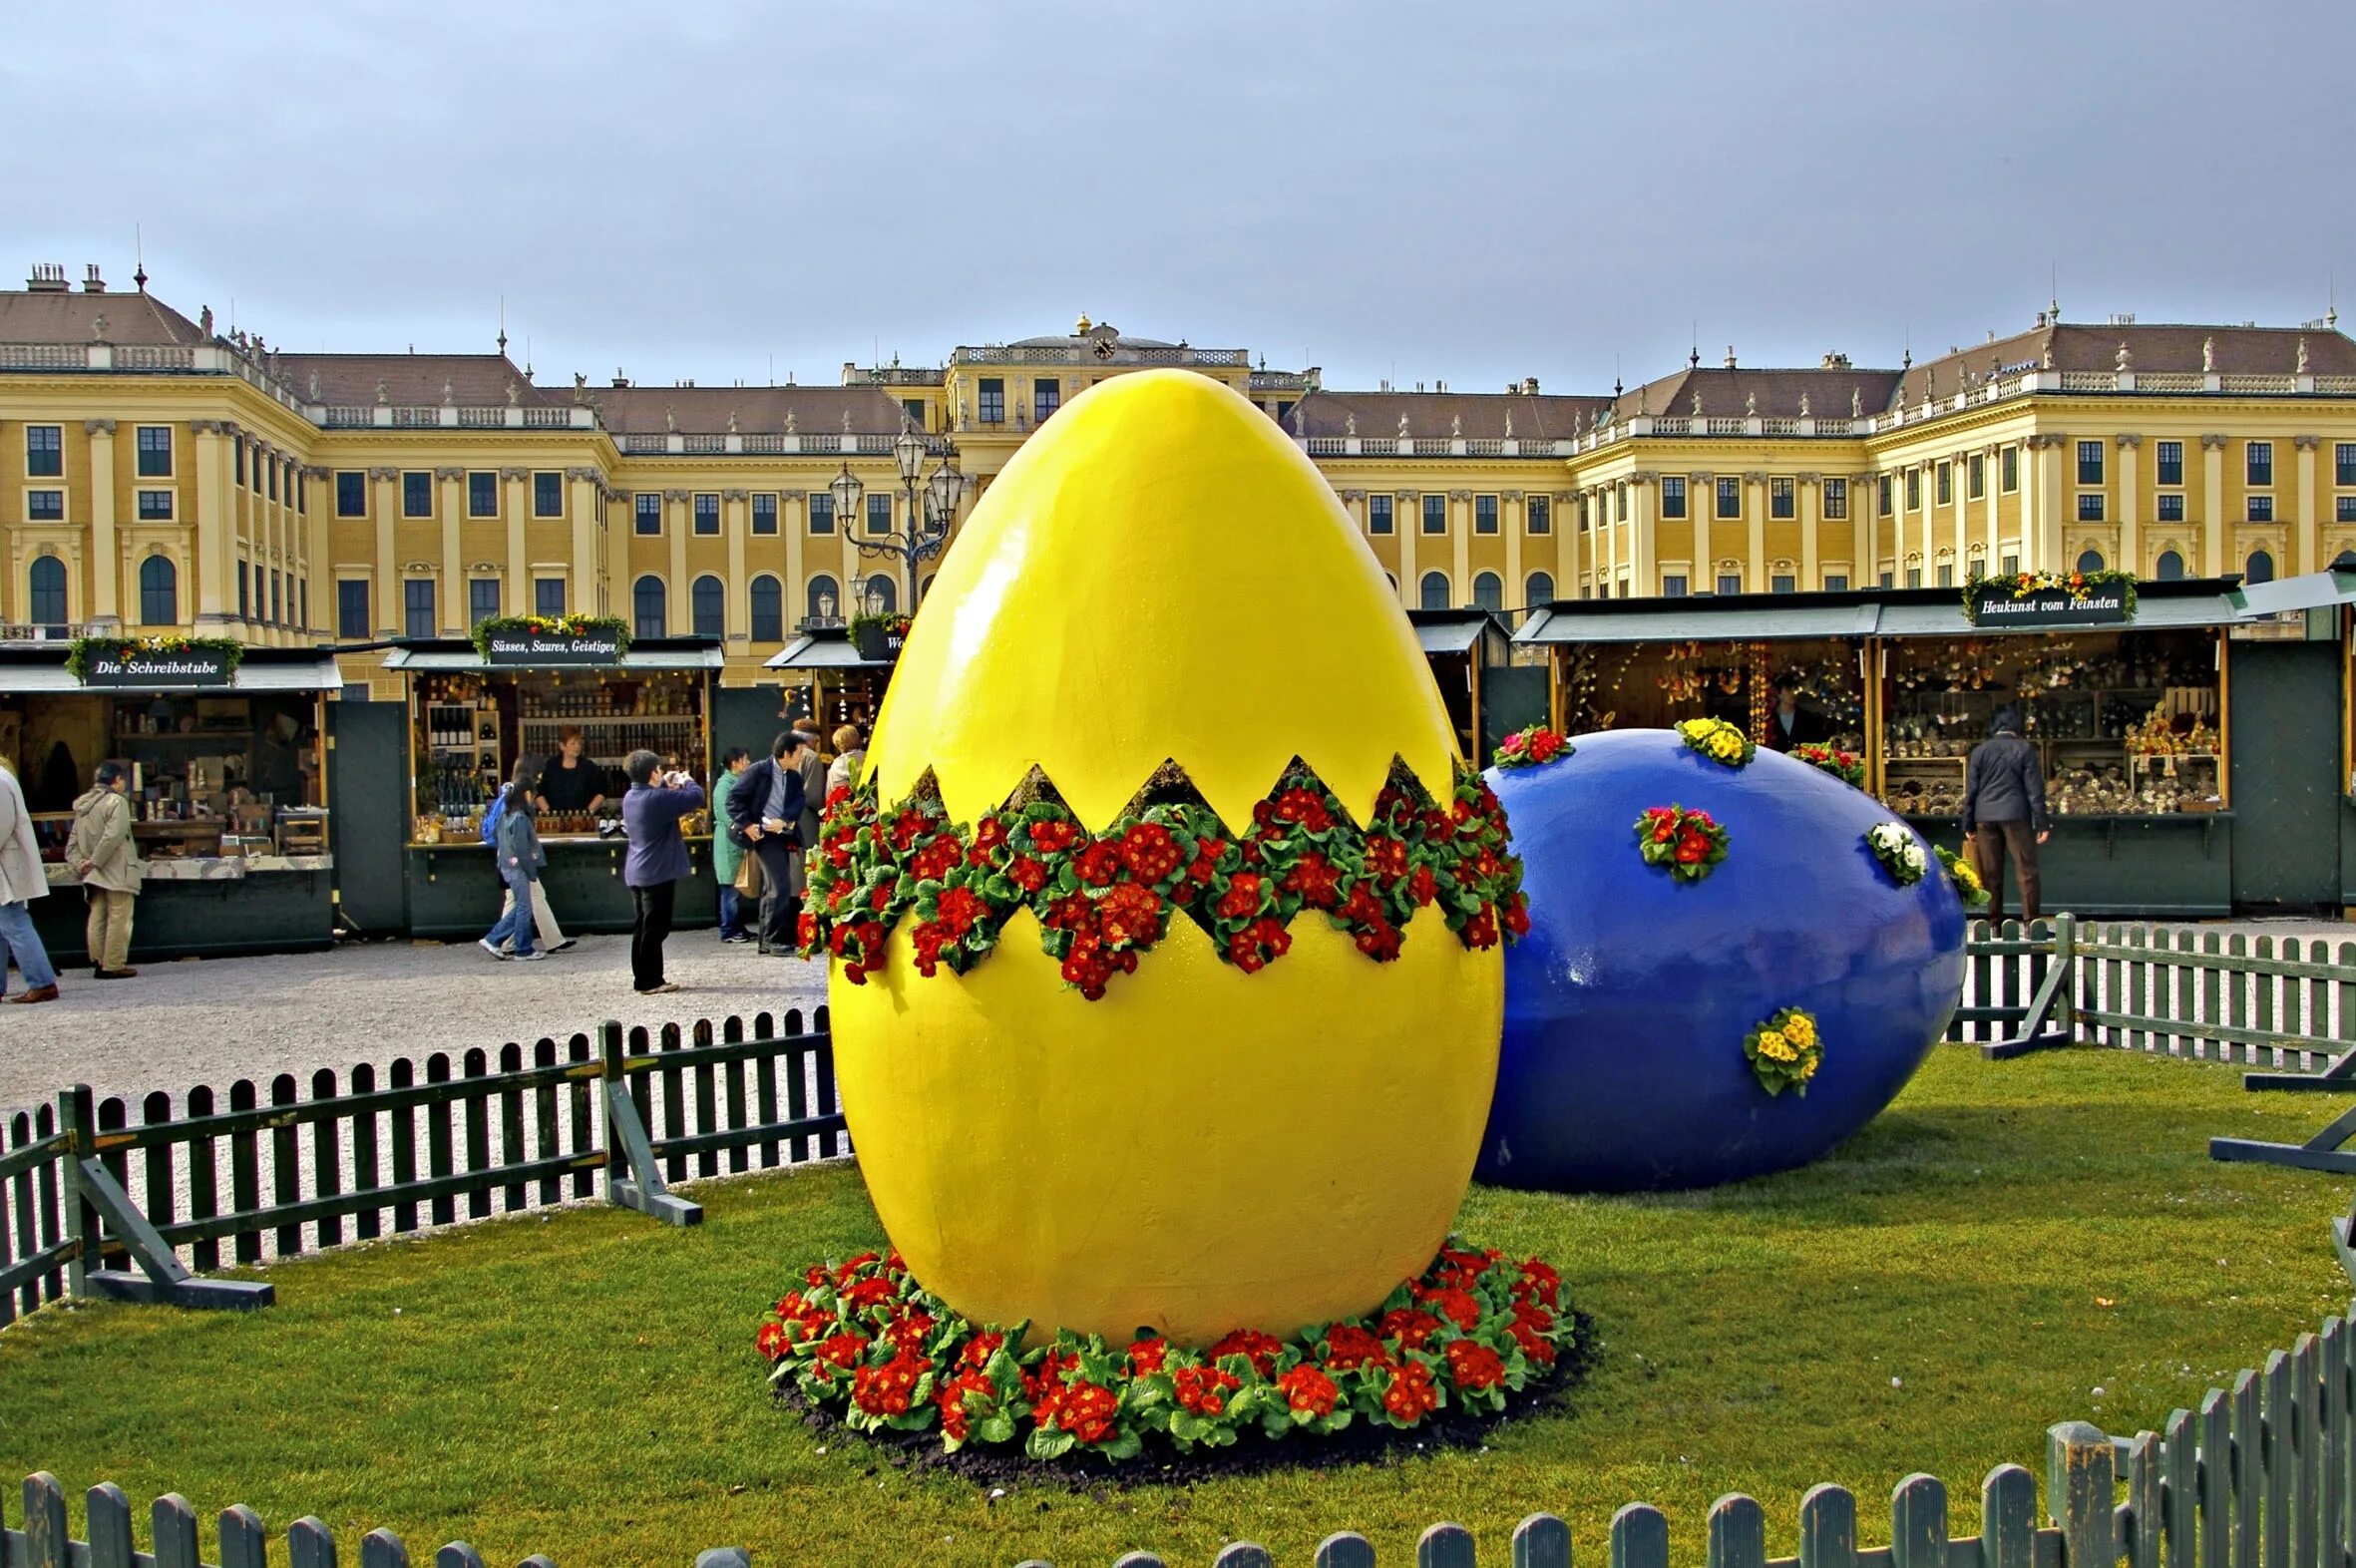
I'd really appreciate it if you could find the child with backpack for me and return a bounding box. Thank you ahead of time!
[478,776,572,956]
[479,764,549,961]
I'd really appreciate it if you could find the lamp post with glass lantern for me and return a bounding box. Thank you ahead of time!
[852,419,965,610]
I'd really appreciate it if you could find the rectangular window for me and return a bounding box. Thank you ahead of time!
[337,580,369,638]
[1368,495,1393,535]
[402,472,432,518]
[1527,495,1551,535]
[1474,495,1498,535]
[136,489,174,521]
[2247,441,2273,487]
[1661,477,1687,519]
[2157,441,2184,487]
[336,471,366,517]
[1034,379,1060,424]
[1716,477,1741,519]
[27,489,63,521]
[634,493,662,535]
[270,572,282,626]
[25,425,62,477]
[2078,440,2105,485]
[867,494,892,536]
[2337,443,2356,487]
[1769,478,1794,519]
[1662,574,1689,597]
[1968,454,1985,500]
[135,425,172,477]
[1904,469,1922,511]
[2158,494,2185,523]
[751,494,777,535]
[1822,478,1847,520]
[404,580,435,639]
[300,581,309,629]
[2001,446,2019,492]
[233,437,245,487]
[1771,574,1796,593]
[469,578,502,627]
[533,472,563,518]
[468,471,498,518]
[979,378,1004,424]
[2338,496,2356,524]
[1878,474,1893,516]
[1823,573,1849,592]
[1879,571,1895,588]
[253,564,266,621]
[267,458,279,503]
[2247,495,2274,523]
[2001,553,2020,576]
[809,494,835,535]
[1276,400,1296,428]
[1936,564,1954,588]
[2078,494,2106,522]
[902,398,927,429]
[1716,573,1743,595]
[1421,495,1446,535]
[1905,568,1923,588]
[1936,463,1952,507]
[237,565,249,620]
[694,493,720,535]
[535,578,567,616]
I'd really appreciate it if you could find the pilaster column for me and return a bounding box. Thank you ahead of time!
[84,419,120,626]
[2036,435,2067,571]
[1624,479,1653,596]
[566,468,599,613]
[1852,473,1874,585]
[1602,487,1620,590]
[1396,492,1418,601]
[1555,491,1576,594]
[191,421,236,628]
[303,465,330,632]
[2200,435,2227,577]
[2115,435,2142,576]
[1501,490,1525,603]
[1983,446,2001,570]
[371,468,400,635]
[502,468,530,616]
[1691,474,1712,590]
[783,491,807,624]
[1743,471,1767,588]
[1448,491,1472,600]
[1796,472,1819,588]
[663,490,690,631]
[1950,451,1970,582]
[2294,435,2321,575]
[723,489,750,642]
[435,467,464,632]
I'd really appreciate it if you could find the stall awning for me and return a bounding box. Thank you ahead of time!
[1875,589,2243,637]
[2231,568,2356,617]
[382,643,724,672]
[765,635,891,671]
[1514,601,1880,644]
[0,651,344,694]
[1414,621,1486,655]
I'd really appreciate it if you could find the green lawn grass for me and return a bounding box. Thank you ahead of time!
[1,1046,2349,1568]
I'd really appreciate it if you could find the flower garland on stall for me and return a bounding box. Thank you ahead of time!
[1634,805,1729,883]
[799,762,1529,999]
[64,634,245,683]
[756,1246,1587,1465]
[467,612,629,659]
[1676,716,1755,768]
[1864,822,1928,886]
[1744,1006,1823,1095]
[1790,743,1866,788]
[1491,727,1572,770]
[1960,569,2138,625]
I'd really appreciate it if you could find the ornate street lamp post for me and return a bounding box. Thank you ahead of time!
[854,419,964,609]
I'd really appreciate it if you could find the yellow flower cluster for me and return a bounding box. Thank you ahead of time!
[1744,1005,1824,1094]
[1676,717,1756,768]
[1950,858,1985,896]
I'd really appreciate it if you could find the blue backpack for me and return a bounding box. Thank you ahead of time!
[479,791,507,847]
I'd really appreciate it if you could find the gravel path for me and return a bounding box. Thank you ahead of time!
[0,932,828,1119]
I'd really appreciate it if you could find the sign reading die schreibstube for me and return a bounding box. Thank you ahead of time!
[79,644,234,687]
[485,629,623,666]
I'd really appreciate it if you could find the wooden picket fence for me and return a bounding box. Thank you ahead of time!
[0,1009,843,1326]
[4,1304,2350,1566]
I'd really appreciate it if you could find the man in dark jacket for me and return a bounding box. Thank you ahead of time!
[724,732,809,956]
[1962,707,2051,922]
[620,749,705,994]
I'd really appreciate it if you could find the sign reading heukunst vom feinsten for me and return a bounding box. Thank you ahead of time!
[77,644,235,687]
[484,629,624,666]
[1965,573,2136,629]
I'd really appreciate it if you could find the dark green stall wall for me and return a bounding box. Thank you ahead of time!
[1904,815,2233,918]
[2226,639,2343,911]
[1480,666,1550,764]
[404,839,720,939]
[29,871,333,966]
[714,685,790,769]
[327,695,411,937]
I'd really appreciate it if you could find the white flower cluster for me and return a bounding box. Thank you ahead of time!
[1865,822,1928,885]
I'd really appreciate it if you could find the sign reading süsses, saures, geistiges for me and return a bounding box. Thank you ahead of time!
[484,630,623,665]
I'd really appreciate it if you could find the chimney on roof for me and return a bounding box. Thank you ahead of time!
[842,361,859,385]
[1819,352,1851,369]
[1724,346,1738,369]
[26,262,67,292]
[1521,376,1539,395]
[82,264,106,294]
[2035,310,2048,328]
[611,368,628,388]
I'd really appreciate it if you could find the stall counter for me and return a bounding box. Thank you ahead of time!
[403,834,721,940]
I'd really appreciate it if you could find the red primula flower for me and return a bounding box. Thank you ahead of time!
[1502,894,1531,939]
[1026,818,1079,855]
[796,911,818,949]
[1460,908,1499,949]
[935,1369,994,1441]
[1226,917,1291,973]
[1283,852,1343,910]
[1172,1365,1241,1417]
[1095,882,1163,949]
[1187,838,1226,884]
[1007,855,1048,894]
[1365,833,1409,881]
[1379,1308,1443,1350]
[755,1320,793,1361]
[1214,872,1265,921]
[1119,822,1183,884]
[958,1332,1006,1372]
[1321,1324,1390,1370]
[1276,1363,1341,1416]
[1127,1337,1168,1374]
[1052,1379,1121,1444]
[1273,787,1334,832]
[852,1348,931,1416]
[1382,1361,1440,1423]
[934,884,987,938]
[911,833,963,882]
[889,810,931,852]
[1075,841,1123,887]
[1444,1339,1505,1391]
[1675,831,1711,865]
[1406,865,1438,906]
[970,814,1009,860]
[811,1332,867,1373]
[1515,1258,1562,1309]
[1208,1328,1284,1377]
[1415,1285,1482,1333]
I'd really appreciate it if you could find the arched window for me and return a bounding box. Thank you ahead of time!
[1418,571,1450,609]
[919,574,937,602]
[1524,572,1555,608]
[690,575,723,637]
[807,574,840,622]
[749,576,783,642]
[632,575,666,639]
[864,577,898,614]
[2156,550,2185,581]
[2077,549,2106,573]
[1383,572,1398,594]
[139,555,178,626]
[1471,572,1503,611]
[2245,550,2275,585]
[27,557,65,630]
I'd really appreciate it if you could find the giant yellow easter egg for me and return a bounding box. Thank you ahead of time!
[831,369,1504,1347]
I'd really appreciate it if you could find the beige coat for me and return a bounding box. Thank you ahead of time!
[0,765,47,907]
[68,786,141,895]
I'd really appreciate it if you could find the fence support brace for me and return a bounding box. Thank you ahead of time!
[59,1087,273,1312]
[599,1022,703,1227]
[1984,914,2077,1060]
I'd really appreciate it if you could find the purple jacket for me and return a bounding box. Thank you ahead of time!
[621,778,705,888]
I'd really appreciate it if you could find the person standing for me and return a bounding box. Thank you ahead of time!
[709,746,753,943]
[725,732,808,956]
[480,763,549,962]
[0,760,61,1003]
[787,722,827,919]
[825,723,867,800]
[621,749,704,994]
[1962,707,2051,924]
[67,761,141,980]
[1763,679,1819,753]
[535,725,608,818]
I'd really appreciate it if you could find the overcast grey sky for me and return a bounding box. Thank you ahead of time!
[4,1,2347,395]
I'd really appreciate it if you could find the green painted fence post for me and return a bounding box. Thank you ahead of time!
[23,1471,66,1568]
[290,1515,338,1568]
[55,1087,91,1301]
[152,1494,200,1568]
[1709,1495,1767,1568]
[1512,1514,1573,1568]
[1799,1484,1860,1568]
[1315,1534,1376,1568]
[2049,1421,2118,1568]
[1892,1474,1949,1568]
[87,1482,134,1568]
[2055,914,2079,1042]
[1419,1525,1477,1568]
[1613,1503,1672,1568]
[1980,1465,2037,1568]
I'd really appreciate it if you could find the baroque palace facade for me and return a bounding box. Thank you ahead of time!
[5,259,2356,690]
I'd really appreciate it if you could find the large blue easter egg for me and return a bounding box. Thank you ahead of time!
[1477,728,1965,1192]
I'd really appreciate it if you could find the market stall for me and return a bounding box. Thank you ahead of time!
[382,632,723,939]
[2230,559,2356,911]
[0,641,338,962]
[764,626,892,739]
